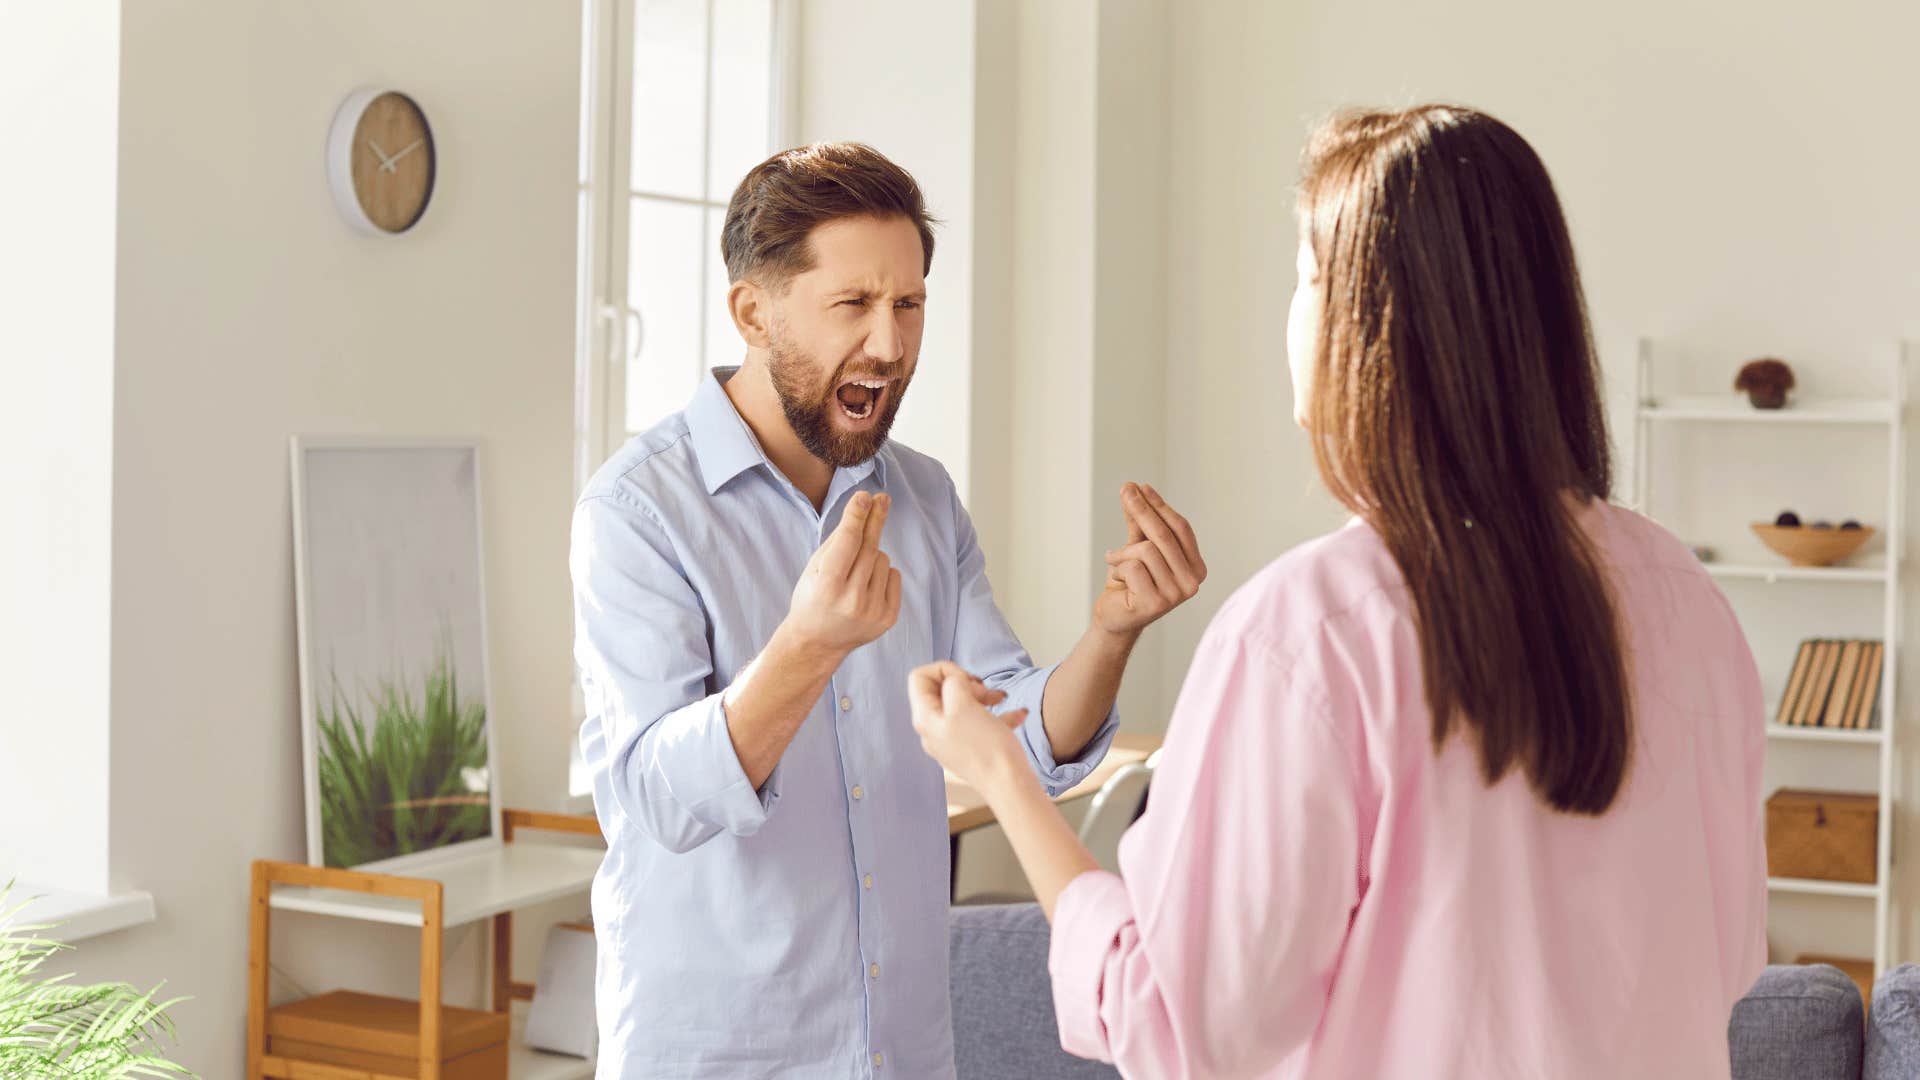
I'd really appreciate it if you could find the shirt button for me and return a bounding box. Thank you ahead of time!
[840,696,853,712]
[873,1052,884,1068]
[870,962,881,978]
[863,874,874,889]
[851,785,865,800]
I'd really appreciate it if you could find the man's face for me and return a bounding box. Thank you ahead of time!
[764,215,927,468]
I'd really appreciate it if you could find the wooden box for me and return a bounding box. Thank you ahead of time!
[1766,789,1878,884]
[267,990,509,1080]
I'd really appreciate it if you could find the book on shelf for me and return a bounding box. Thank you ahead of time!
[1774,637,1884,729]
[1849,642,1885,730]
[1776,640,1816,727]
[1793,640,1838,727]
[1822,641,1863,727]
[1775,640,1815,726]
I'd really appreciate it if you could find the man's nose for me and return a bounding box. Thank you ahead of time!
[864,311,905,366]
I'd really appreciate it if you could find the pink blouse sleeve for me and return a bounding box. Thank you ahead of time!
[1047,618,1368,1078]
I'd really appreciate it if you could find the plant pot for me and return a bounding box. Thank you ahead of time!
[1745,387,1788,409]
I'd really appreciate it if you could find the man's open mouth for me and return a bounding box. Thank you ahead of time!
[834,377,891,422]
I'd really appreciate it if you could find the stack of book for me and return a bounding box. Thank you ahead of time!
[1775,639,1884,729]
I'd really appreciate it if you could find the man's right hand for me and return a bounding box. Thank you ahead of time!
[784,491,902,655]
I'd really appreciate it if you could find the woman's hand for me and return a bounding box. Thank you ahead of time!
[908,661,1030,790]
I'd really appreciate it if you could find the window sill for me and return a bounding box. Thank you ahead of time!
[6,882,156,944]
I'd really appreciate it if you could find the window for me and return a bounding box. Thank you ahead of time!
[575,0,795,486]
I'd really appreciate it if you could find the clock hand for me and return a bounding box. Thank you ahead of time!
[385,138,426,170]
[367,139,396,171]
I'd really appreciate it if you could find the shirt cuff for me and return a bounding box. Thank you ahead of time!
[1011,662,1119,796]
[651,692,782,836]
[1048,869,1135,1062]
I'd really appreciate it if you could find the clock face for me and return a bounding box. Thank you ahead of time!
[347,92,435,234]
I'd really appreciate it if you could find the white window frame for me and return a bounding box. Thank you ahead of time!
[574,0,799,492]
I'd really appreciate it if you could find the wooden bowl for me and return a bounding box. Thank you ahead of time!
[1751,523,1874,567]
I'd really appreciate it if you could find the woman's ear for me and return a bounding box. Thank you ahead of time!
[729,279,773,350]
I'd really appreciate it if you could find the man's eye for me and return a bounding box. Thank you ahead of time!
[840,298,866,308]
[896,300,921,311]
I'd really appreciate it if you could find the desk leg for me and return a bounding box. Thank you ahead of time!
[492,912,512,1012]
[949,833,960,903]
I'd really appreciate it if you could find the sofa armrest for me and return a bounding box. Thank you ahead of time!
[1731,964,1864,1080]
[1866,963,1920,1080]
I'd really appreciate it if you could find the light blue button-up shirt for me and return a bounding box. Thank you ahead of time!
[572,367,1117,1078]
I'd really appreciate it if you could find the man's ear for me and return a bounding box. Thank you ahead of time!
[729,279,774,349]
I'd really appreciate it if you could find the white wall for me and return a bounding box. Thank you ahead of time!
[1163,0,1920,962]
[0,0,120,896]
[30,5,583,1077]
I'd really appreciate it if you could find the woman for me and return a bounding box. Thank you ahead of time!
[911,105,1766,1079]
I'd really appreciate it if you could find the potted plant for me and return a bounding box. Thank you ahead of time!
[1734,357,1796,409]
[0,884,191,1078]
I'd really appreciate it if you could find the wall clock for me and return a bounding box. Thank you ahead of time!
[326,89,437,236]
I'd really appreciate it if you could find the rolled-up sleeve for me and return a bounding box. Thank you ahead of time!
[1047,621,1363,1078]
[572,493,780,854]
[946,482,1116,796]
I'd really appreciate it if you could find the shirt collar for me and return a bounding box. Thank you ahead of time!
[686,367,889,497]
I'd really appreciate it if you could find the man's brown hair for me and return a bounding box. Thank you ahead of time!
[720,142,937,288]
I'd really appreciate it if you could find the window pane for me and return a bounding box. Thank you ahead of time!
[704,208,744,372]
[578,0,595,186]
[576,188,593,355]
[706,0,774,200]
[626,196,705,433]
[630,0,708,199]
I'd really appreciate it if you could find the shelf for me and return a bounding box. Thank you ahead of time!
[1768,876,1881,899]
[1704,563,1888,584]
[7,884,156,944]
[1640,396,1896,425]
[511,1002,595,1080]
[1767,723,1885,745]
[269,844,603,929]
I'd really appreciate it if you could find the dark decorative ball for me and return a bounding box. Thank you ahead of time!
[1841,520,1864,531]
[1775,511,1802,527]
[1810,521,1834,530]
[1734,358,1796,410]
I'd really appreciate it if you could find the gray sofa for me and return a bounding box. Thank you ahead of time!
[951,903,1920,1079]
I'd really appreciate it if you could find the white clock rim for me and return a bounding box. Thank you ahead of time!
[326,87,432,237]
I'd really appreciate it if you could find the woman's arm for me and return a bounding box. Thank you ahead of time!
[967,750,1100,919]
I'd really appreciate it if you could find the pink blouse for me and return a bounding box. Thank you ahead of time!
[1049,503,1767,1078]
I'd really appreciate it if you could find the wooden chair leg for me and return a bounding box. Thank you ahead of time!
[248,862,271,1079]
[419,883,444,1080]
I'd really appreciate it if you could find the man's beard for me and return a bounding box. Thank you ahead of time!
[766,336,910,468]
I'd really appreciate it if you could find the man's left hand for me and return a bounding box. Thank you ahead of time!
[1093,482,1207,636]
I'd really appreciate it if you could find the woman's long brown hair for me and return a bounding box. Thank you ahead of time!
[1299,105,1630,815]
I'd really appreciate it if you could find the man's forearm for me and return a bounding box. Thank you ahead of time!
[721,621,846,789]
[1038,625,1136,762]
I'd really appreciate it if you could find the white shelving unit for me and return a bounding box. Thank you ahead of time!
[1633,339,1906,974]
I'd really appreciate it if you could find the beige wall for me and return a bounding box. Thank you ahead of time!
[42,4,583,1076]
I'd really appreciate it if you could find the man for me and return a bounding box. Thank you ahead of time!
[572,142,1207,1077]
